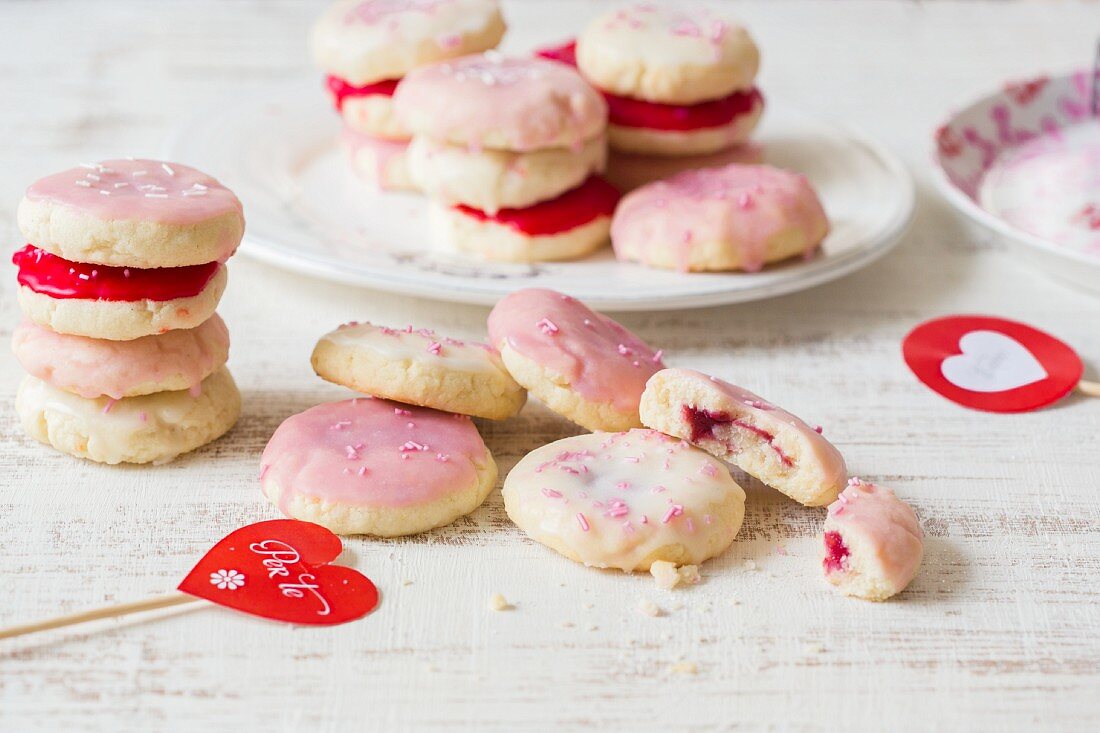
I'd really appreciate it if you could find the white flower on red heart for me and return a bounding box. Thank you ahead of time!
[209,569,246,591]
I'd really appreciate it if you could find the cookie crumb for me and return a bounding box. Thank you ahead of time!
[637,598,662,617]
[803,642,825,655]
[668,661,698,675]
[650,561,702,589]
[560,621,575,628]
[742,559,757,571]
[402,579,414,586]
[488,593,512,611]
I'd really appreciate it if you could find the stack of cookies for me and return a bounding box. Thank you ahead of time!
[310,0,507,190]
[539,3,765,191]
[393,52,621,262]
[11,159,243,465]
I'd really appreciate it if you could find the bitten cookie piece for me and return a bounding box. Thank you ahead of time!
[311,321,525,420]
[821,479,924,601]
[260,398,497,536]
[16,366,240,465]
[503,429,746,571]
[611,164,828,272]
[487,288,665,431]
[639,368,847,507]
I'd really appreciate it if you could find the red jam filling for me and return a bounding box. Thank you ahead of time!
[682,405,793,467]
[326,75,401,112]
[536,41,763,132]
[823,531,850,573]
[453,176,621,236]
[12,245,219,302]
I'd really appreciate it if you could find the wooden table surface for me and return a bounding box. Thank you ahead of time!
[2,1,1100,731]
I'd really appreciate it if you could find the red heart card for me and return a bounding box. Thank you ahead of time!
[903,315,1083,413]
[178,520,378,625]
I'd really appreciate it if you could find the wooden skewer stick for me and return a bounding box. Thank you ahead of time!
[1077,379,1100,398]
[0,592,200,641]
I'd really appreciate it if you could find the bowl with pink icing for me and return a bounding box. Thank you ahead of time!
[933,69,1100,295]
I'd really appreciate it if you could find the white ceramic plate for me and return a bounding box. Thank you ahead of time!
[165,81,913,310]
[932,70,1100,296]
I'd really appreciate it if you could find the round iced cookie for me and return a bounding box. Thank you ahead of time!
[639,368,847,507]
[16,366,241,465]
[576,4,760,105]
[611,164,829,272]
[311,322,525,420]
[311,0,506,86]
[503,429,746,571]
[431,176,619,263]
[14,249,228,340]
[394,53,607,151]
[17,160,244,269]
[605,143,763,192]
[260,397,498,537]
[342,126,417,191]
[12,315,230,400]
[607,94,764,156]
[407,134,607,213]
[487,287,664,431]
[822,479,924,601]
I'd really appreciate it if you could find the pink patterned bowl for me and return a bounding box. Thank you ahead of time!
[932,70,1100,295]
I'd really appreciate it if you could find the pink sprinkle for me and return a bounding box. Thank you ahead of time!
[407,422,415,429]
[102,398,117,415]
[331,420,351,430]
[738,192,755,210]
[401,454,410,460]
[138,411,148,423]
[617,344,633,356]
[652,350,664,363]
[699,463,718,477]
[814,425,824,434]
[536,318,559,335]
[542,488,563,499]
[426,341,442,355]
[401,441,429,452]
[394,408,412,416]
[345,445,360,460]
[576,513,590,531]
[704,514,713,524]
[435,453,450,462]
[640,515,649,524]
[583,318,594,328]
[685,518,695,533]
[661,505,684,524]
[616,481,631,490]
[357,466,368,477]
[622,521,635,534]
[776,544,788,556]
[404,325,414,333]
[343,467,352,475]
[652,485,667,493]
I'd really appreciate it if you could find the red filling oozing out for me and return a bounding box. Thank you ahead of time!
[682,405,794,468]
[453,176,621,236]
[326,75,401,112]
[823,531,850,573]
[12,245,219,302]
[535,41,763,132]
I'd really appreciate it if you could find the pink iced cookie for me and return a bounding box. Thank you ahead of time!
[640,368,847,506]
[12,315,230,400]
[822,479,924,601]
[394,53,608,151]
[487,288,665,431]
[18,159,245,268]
[611,163,828,272]
[260,397,497,536]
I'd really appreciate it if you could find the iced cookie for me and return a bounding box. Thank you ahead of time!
[432,176,620,263]
[311,321,525,420]
[408,134,607,213]
[312,0,506,138]
[13,245,227,340]
[12,315,230,400]
[487,288,664,430]
[342,126,417,190]
[605,143,763,192]
[639,369,846,507]
[17,160,244,269]
[822,479,924,601]
[611,164,829,272]
[260,397,497,536]
[503,429,746,571]
[16,366,240,465]
[394,54,607,152]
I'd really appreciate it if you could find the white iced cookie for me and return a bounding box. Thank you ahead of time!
[576,4,760,105]
[311,322,526,420]
[408,134,607,213]
[640,368,847,507]
[16,366,241,465]
[342,126,417,191]
[822,479,924,601]
[503,429,746,571]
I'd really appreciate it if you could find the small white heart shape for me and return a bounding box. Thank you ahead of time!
[940,330,1048,393]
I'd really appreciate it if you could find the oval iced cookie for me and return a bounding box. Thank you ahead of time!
[822,479,924,601]
[503,429,746,571]
[260,397,498,536]
[640,368,847,507]
[487,288,665,431]
[311,321,525,420]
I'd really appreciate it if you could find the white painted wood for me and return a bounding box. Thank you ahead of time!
[2,2,1099,731]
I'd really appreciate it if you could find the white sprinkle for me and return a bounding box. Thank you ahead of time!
[192,183,208,190]
[113,182,129,188]
[133,170,148,176]
[78,163,98,170]
[145,193,168,198]
[161,163,175,176]
[98,190,111,196]
[74,180,91,187]
[637,599,662,617]
[85,173,100,181]
[182,189,207,196]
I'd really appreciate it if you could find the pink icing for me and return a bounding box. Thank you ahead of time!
[487,289,664,413]
[260,398,488,512]
[25,159,244,229]
[611,164,828,272]
[823,479,923,590]
[393,54,607,151]
[12,316,229,400]
[343,0,452,25]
